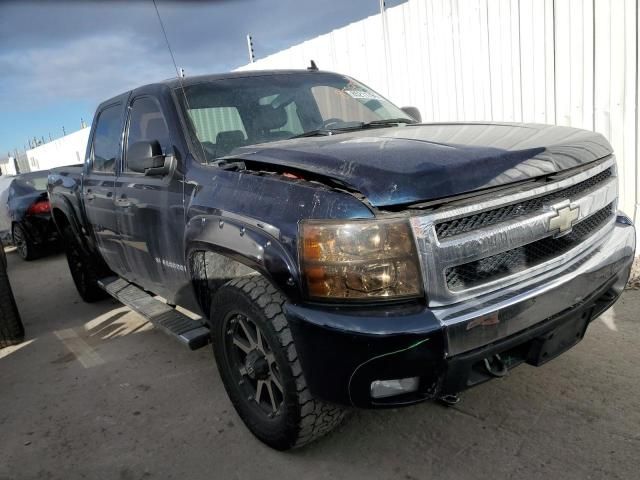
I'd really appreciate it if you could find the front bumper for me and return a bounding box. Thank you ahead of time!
[285,218,635,408]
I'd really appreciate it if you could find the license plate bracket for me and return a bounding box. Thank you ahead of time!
[527,310,591,366]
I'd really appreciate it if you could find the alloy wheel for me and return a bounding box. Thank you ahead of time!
[225,312,284,418]
[12,226,27,259]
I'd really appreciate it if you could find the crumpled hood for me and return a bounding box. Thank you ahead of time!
[233,123,613,207]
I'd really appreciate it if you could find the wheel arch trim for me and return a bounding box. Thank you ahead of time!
[51,203,93,256]
[185,213,301,317]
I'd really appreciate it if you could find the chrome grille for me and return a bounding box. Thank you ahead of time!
[435,167,613,239]
[410,157,618,307]
[444,203,614,291]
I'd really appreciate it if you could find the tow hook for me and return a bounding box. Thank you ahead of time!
[483,353,508,378]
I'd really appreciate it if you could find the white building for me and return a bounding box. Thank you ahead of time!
[0,156,18,176]
[237,0,640,252]
[25,126,90,172]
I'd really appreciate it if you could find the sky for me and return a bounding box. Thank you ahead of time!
[0,0,405,156]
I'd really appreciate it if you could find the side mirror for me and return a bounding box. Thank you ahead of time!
[401,106,422,123]
[127,140,170,176]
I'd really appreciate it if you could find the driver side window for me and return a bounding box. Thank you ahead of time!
[92,104,122,173]
[125,97,171,172]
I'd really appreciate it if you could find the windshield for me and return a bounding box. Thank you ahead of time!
[178,72,413,162]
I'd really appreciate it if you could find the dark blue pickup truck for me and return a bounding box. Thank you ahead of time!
[48,69,635,450]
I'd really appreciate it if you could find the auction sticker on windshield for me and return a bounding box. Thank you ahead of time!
[342,88,382,100]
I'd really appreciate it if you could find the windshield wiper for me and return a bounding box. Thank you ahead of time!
[361,118,417,127]
[289,128,340,139]
[289,118,417,139]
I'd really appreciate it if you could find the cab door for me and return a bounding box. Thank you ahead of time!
[83,100,127,276]
[114,93,186,300]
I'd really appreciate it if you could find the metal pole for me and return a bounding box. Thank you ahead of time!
[379,0,392,96]
[14,149,20,174]
[246,34,255,63]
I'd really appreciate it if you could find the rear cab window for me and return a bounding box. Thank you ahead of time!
[186,99,304,160]
[188,106,248,158]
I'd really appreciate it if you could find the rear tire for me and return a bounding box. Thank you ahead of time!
[211,276,346,450]
[0,251,24,348]
[12,224,39,261]
[62,225,108,303]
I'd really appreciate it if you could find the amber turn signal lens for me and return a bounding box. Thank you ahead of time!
[302,227,325,261]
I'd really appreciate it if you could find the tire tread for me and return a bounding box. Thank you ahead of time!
[62,225,108,303]
[216,276,346,449]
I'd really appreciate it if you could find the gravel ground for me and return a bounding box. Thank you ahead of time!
[627,257,640,289]
[0,251,638,480]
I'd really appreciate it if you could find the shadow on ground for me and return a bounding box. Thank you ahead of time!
[0,251,638,480]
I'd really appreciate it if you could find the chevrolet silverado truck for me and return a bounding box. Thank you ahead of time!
[48,69,636,450]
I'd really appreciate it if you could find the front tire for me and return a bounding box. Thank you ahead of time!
[211,276,346,450]
[62,225,108,303]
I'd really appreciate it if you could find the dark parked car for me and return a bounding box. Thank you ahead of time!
[49,70,635,450]
[0,239,24,348]
[8,171,58,260]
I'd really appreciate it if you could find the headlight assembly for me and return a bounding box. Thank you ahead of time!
[299,218,423,301]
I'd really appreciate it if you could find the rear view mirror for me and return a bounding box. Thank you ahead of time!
[401,106,422,123]
[127,140,169,176]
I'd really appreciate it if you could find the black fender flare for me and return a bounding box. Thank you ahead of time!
[185,212,301,305]
[50,200,93,256]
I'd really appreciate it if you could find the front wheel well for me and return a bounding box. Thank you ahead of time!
[188,249,275,324]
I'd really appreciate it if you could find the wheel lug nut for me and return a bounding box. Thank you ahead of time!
[248,395,254,401]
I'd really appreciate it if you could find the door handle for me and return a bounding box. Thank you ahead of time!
[106,191,113,198]
[85,189,95,201]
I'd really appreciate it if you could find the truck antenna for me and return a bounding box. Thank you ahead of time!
[308,60,318,71]
[152,0,207,161]
[151,0,184,82]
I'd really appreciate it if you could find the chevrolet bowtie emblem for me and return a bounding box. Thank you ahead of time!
[548,204,580,235]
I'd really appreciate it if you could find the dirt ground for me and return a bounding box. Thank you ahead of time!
[0,251,638,480]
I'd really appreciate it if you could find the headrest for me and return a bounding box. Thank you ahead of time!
[253,105,288,131]
[215,130,245,156]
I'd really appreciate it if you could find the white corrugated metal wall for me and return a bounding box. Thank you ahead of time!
[238,0,639,233]
[25,127,90,172]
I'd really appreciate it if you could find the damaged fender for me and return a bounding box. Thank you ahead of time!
[185,210,299,303]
